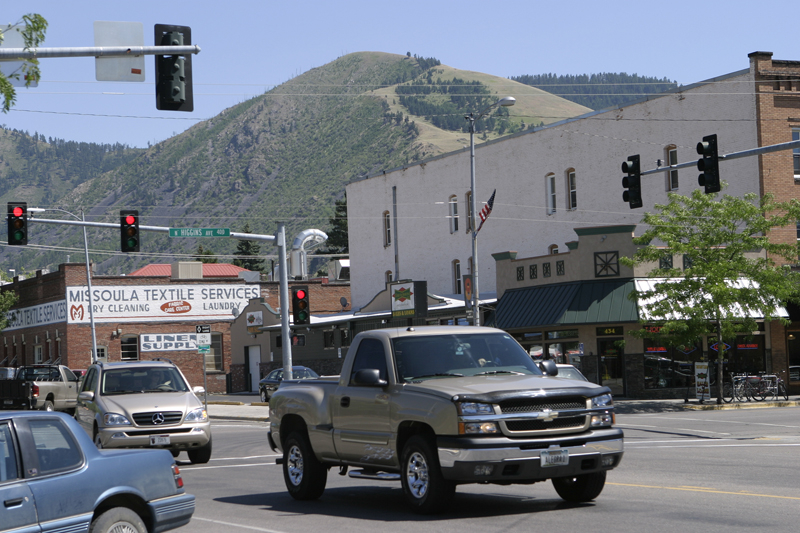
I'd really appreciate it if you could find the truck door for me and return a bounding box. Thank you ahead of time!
[332,338,394,467]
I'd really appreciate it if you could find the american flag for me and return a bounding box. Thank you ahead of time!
[476,189,496,234]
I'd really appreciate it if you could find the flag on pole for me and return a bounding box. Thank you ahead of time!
[476,189,496,234]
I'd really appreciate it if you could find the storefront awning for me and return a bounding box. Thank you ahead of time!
[495,279,638,331]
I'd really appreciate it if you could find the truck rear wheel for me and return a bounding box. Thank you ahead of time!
[283,431,327,500]
[400,435,455,514]
[552,471,606,502]
[43,399,54,411]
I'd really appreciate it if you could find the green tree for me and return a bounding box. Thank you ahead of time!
[233,223,266,272]
[0,271,19,331]
[620,187,800,402]
[323,195,349,254]
[195,244,218,264]
[0,14,48,113]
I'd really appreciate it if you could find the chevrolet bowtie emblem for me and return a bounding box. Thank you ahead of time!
[539,409,557,422]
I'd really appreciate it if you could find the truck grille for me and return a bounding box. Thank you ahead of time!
[132,411,183,426]
[505,416,587,432]
[499,398,586,413]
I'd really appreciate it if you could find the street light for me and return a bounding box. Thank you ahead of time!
[29,207,99,363]
[466,96,515,326]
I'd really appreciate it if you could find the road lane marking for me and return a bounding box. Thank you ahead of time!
[194,517,288,532]
[183,461,278,471]
[609,482,800,501]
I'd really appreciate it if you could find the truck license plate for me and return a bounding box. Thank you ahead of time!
[541,449,569,467]
[150,435,170,446]
[4,400,13,405]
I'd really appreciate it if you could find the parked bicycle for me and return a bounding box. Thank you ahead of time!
[722,373,758,403]
[752,372,789,402]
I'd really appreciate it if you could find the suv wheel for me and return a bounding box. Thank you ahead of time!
[187,436,212,464]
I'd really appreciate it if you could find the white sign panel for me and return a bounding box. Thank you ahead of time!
[140,333,202,352]
[695,362,710,400]
[390,281,416,317]
[5,300,68,331]
[0,25,38,87]
[66,284,261,324]
[94,21,145,82]
[196,333,211,346]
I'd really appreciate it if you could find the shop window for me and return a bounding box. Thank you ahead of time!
[120,337,138,361]
[448,195,459,233]
[644,336,701,389]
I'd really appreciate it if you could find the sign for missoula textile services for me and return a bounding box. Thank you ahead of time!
[65,284,261,323]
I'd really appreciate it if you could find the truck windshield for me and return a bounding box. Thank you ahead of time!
[392,333,542,382]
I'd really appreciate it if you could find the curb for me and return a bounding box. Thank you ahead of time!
[684,400,800,410]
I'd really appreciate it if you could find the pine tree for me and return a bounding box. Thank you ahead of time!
[195,244,218,264]
[233,223,266,272]
[323,196,348,254]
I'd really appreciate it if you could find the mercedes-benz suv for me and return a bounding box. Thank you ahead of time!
[74,360,212,463]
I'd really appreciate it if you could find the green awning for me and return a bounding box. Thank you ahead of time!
[495,279,639,331]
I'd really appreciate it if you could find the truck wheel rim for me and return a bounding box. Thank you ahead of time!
[287,445,304,486]
[405,451,429,499]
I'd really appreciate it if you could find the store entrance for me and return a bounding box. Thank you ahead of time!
[598,338,624,396]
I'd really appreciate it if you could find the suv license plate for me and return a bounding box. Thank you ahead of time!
[541,449,569,467]
[150,435,170,446]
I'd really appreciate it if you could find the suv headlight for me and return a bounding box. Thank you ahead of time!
[185,407,208,422]
[592,393,614,408]
[103,412,131,426]
[457,402,494,415]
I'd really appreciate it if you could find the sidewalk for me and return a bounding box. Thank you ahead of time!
[204,396,800,421]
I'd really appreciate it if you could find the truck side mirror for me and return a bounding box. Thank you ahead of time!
[538,360,559,377]
[352,369,388,387]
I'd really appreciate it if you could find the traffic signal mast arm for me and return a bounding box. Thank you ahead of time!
[0,45,200,60]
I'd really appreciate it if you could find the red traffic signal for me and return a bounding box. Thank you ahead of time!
[7,202,28,245]
[120,209,140,253]
[292,286,310,325]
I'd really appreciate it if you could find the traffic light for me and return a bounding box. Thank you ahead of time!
[292,286,310,325]
[155,24,193,112]
[7,202,27,245]
[120,210,140,253]
[621,155,642,209]
[697,134,720,193]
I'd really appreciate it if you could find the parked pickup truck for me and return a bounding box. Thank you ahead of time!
[268,326,624,513]
[0,365,80,412]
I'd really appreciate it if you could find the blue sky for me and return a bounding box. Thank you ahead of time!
[2,0,796,148]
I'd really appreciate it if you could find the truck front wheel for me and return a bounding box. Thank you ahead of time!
[552,471,606,502]
[283,431,327,500]
[400,435,455,514]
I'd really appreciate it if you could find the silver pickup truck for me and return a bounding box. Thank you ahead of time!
[268,325,624,513]
[9,365,80,412]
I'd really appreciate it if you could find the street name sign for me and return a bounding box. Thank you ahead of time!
[170,228,231,238]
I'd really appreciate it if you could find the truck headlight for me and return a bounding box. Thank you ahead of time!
[461,422,499,434]
[103,413,131,426]
[591,393,613,408]
[457,402,494,415]
[185,408,208,422]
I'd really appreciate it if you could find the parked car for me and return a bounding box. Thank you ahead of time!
[0,365,80,412]
[259,366,319,402]
[556,363,589,382]
[74,360,212,464]
[0,410,194,533]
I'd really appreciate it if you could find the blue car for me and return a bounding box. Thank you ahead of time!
[0,411,194,533]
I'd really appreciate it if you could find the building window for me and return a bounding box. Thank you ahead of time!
[594,251,620,277]
[794,128,800,179]
[120,337,139,361]
[516,266,524,281]
[448,195,459,233]
[206,333,223,371]
[95,347,107,361]
[549,244,559,255]
[546,174,556,215]
[385,271,393,285]
[556,260,565,276]
[529,264,538,279]
[383,211,391,247]
[340,328,351,347]
[465,191,473,232]
[667,146,679,190]
[543,263,551,277]
[660,255,674,270]
[453,260,462,294]
[566,170,577,210]
[34,345,43,364]
[324,330,335,348]
[683,254,693,270]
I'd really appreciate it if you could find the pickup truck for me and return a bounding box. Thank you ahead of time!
[268,325,624,513]
[0,365,80,412]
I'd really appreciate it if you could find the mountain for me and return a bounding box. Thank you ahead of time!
[0,52,590,277]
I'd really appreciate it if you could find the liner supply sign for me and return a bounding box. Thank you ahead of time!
[66,284,260,323]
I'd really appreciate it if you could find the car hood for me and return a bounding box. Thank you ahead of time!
[402,374,608,401]
[102,391,203,419]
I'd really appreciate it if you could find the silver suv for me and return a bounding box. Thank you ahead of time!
[74,360,212,463]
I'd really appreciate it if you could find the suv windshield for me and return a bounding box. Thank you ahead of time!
[392,333,542,382]
[101,367,189,394]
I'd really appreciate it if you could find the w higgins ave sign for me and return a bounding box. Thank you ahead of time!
[64,284,261,323]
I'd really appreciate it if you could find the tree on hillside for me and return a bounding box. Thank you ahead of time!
[0,14,48,112]
[195,244,218,264]
[620,186,800,403]
[323,195,348,254]
[233,223,266,272]
[0,272,19,331]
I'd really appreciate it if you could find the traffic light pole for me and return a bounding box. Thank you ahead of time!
[0,45,200,60]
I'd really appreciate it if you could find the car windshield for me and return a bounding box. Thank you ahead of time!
[101,367,189,394]
[392,333,542,382]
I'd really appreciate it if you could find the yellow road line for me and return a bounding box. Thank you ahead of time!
[608,482,800,500]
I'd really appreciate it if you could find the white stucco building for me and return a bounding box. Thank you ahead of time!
[346,52,796,309]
